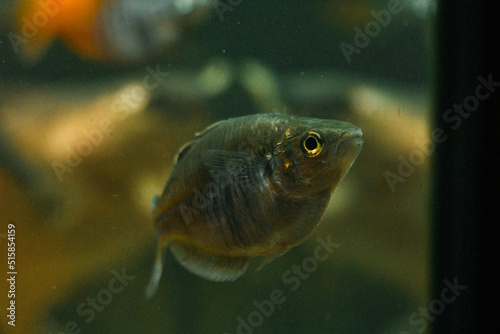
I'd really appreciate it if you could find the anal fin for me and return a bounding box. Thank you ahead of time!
[256,246,291,271]
[170,241,248,282]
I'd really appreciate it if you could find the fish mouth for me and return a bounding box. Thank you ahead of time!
[334,127,364,155]
[329,127,363,185]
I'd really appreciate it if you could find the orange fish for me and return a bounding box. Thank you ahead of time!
[12,0,212,63]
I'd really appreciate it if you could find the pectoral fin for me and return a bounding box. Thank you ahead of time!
[202,149,275,217]
[200,150,276,246]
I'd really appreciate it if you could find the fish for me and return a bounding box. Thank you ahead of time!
[146,113,363,297]
[13,0,212,64]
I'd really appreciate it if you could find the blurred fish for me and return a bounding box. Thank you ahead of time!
[146,113,363,297]
[14,0,212,63]
[318,1,374,32]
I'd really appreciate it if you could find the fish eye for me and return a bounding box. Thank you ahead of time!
[300,131,324,157]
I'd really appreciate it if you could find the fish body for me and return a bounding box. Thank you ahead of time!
[15,0,212,63]
[147,113,363,296]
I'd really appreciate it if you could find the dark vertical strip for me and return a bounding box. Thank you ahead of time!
[478,1,500,332]
[434,0,499,333]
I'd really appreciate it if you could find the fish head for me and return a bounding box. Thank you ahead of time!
[273,118,363,197]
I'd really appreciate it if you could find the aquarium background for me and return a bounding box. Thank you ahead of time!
[0,0,435,333]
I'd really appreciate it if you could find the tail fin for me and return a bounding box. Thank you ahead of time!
[145,241,167,299]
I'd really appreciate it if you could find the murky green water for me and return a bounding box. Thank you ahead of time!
[0,0,434,333]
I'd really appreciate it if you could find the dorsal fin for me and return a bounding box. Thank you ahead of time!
[172,119,226,167]
[170,241,249,282]
[194,119,225,139]
[172,140,195,166]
